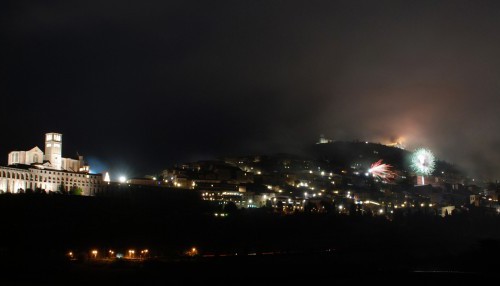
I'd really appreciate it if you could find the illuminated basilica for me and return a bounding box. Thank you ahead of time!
[0,133,103,195]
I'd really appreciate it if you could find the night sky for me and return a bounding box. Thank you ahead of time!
[3,1,500,179]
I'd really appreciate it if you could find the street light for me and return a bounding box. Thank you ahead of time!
[91,250,98,258]
[187,247,198,257]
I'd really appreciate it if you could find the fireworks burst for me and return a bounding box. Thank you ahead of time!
[410,148,436,176]
[368,160,396,181]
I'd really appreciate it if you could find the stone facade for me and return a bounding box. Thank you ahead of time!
[2,132,103,195]
[0,165,103,195]
[8,147,44,166]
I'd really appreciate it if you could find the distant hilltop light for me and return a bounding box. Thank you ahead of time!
[386,137,406,149]
[316,134,333,144]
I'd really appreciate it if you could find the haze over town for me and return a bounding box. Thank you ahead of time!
[3,1,500,179]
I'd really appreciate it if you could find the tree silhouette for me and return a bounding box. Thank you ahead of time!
[70,186,83,195]
[58,182,67,194]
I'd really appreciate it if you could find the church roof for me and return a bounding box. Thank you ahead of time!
[28,146,43,153]
[9,146,43,154]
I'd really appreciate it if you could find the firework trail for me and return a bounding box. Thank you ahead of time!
[369,160,396,181]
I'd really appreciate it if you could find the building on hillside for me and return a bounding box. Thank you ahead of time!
[316,134,333,144]
[8,132,90,172]
[0,132,103,195]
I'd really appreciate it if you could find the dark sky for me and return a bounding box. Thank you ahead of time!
[3,1,500,179]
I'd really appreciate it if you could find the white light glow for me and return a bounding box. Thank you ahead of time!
[411,148,436,176]
[104,172,111,183]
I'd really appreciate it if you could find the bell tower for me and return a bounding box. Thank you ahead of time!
[44,132,62,170]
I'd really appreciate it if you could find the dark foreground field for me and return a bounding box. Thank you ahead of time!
[1,192,500,284]
[4,254,496,285]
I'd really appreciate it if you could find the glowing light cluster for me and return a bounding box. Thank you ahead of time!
[368,160,396,181]
[410,148,436,176]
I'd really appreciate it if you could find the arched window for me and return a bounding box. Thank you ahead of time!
[33,154,39,163]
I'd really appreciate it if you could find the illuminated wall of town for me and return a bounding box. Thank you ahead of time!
[1,133,103,195]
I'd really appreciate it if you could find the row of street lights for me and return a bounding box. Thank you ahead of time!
[68,248,150,260]
[68,247,199,260]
